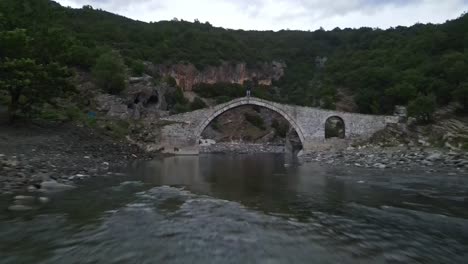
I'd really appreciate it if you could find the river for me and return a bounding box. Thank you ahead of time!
[1,154,467,263]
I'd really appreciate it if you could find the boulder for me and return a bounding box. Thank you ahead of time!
[425,152,442,161]
[40,180,75,192]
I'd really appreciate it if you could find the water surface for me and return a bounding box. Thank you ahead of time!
[1,154,467,263]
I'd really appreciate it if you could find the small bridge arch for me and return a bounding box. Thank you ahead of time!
[195,98,306,145]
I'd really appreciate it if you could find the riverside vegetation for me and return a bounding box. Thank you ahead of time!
[0,0,468,196]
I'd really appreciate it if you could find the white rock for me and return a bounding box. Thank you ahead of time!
[8,205,34,211]
[39,197,50,204]
[14,195,35,201]
[426,153,442,161]
[27,185,38,192]
[40,180,76,192]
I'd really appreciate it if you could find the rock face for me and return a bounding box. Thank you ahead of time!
[95,75,171,120]
[151,61,286,91]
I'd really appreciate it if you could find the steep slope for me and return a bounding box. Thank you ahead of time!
[0,0,467,115]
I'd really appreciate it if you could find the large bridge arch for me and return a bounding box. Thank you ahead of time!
[195,98,306,145]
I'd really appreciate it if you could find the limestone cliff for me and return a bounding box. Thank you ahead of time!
[151,61,286,91]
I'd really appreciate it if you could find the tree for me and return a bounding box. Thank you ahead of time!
[0,29,32,59]
[385,82,418,106]
[452,82,468,112]
[407,94,437,123]
[0,29,73,122]
[0,58,38,120]
[0,58,72,122]
[92,51,127,94]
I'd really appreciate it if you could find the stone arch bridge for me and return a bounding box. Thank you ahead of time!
[156,97,398,154]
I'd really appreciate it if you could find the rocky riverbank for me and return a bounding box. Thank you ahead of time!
[200,143,285,154]
[300,145,468,174]
[0,122,152,197]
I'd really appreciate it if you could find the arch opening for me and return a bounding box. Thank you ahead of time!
[198,102,304,152]
[325,116,345,139]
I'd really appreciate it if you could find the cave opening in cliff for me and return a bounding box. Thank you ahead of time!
[146,94,159,106]
[200,105,302,151]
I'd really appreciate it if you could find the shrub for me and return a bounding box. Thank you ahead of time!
[164,76,177,87]
[452,82,468,113]
[173,103,190,114]
[244,112,265,130]
[215,96,232,104]
[92,51,127,94]
[408,94,436,124]
[130,59,145,76]
[193,83,244,98]
[104,120,130,138]
[165,86,188,110]
[190,97,207,110]
[272,119,289,138]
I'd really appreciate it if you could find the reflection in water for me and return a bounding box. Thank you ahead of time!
[0,154,468,264]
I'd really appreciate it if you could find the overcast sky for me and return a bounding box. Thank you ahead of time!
[55,0,468,31]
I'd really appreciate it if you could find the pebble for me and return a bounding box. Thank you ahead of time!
[39,197,50,204]
[14,195,35,202]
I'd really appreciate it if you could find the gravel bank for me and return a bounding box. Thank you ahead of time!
[0,122,152,195]
[200,143,285,154]
[300,145,468,174]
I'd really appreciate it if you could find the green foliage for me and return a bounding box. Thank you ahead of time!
[164,76,177,87]
[165,86,190,113]
[92,51,127,94]
[452,82,468,112]
[408,94,437,123]
[104,120,130,139]
[0,29,32,59]
[66,44,96,69]
[244,112,265,130]
[130,59,145,76]
[271,119,288,138]
[215,96,232,104]
[193,83,245,99]
[1,0,468,116]
[190,97,207,110]
[0,57,72,121]
[173,103,190,114]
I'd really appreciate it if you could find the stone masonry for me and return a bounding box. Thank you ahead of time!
[154,97,399,155]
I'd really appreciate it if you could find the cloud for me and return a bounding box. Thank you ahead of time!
[55,0,468,30]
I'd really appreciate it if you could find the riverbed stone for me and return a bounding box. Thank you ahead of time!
[8,205,34,211]
[40,180,76,192]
